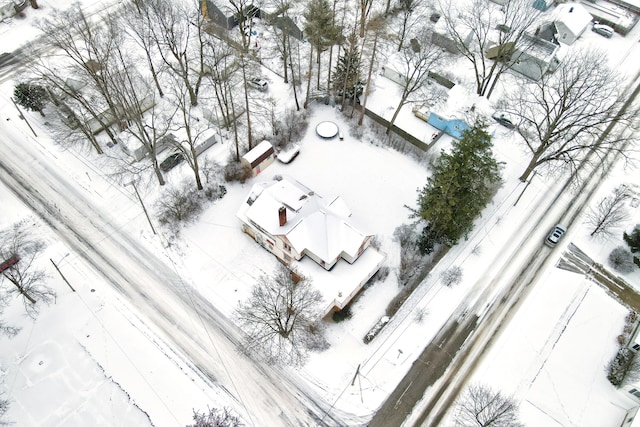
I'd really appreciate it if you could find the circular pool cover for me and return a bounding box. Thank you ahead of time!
[315,121,339,139]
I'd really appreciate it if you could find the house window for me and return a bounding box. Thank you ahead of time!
[284,254,291,262]
[629,388,640,399]
[633,343,640,351]
[283,242,291,252]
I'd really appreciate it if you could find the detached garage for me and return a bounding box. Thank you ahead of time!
[241,140,275,177]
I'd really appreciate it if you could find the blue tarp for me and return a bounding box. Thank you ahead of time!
[427,113,470,139]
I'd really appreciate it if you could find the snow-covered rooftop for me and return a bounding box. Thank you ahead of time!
[237,176,372,267]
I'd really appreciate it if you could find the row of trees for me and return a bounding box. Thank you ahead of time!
[26,0,284,192]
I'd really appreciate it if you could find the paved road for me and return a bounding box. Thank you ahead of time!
[369,316,478,427]
[0,122,344,426]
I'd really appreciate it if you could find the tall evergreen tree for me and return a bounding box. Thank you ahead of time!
[332,32,364,107]
[13,83,48,116]
[413,122,501,253]
[303,0,341,95]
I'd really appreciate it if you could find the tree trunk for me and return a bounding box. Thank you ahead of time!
[241,57,253,150]
[192,149,203,191]
[386,94,407,135]
[287,35,300,111]
[3,274,36,305]
[304,45,314,109]
[148,55,164,98]
[282,34,289,84]
[152,160,166,186]
[519,156,538,182]
[358,33,378,126]
[316,48,321,89]
[29,0,38,9]
[229,86,240,161]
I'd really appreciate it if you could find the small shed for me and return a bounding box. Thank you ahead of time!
[242,140,275,176]
[553,3,593,45]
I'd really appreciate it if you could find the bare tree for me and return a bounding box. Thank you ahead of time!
[503,48,629,182]
[122,1,166,98]
[454,383,523,427]
[37,4,123,146]
[358,0,375,37]
[438,0,539,97]
[170,84,211,191]
[440,266,463,287]
[188,406,242,427]
[358,14,386,126]
[0,221,55,318]
[147,0,208,106]
[586,185,630,237]
[385,28,447,135]
[109,46,175,186]
[395,0,425,52]
[235,264,328,366]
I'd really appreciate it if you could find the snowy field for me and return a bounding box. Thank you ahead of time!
[2,1,640,426]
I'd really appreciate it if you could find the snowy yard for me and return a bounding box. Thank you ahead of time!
[2,0,640,426]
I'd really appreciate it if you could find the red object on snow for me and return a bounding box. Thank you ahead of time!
[0,255,19,273]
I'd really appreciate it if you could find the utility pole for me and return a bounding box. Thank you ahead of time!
[131,181,157,235]
[50,258,75,292]
[11,97,38,138]
[513,171,537,206]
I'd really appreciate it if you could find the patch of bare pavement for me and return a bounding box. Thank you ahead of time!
[368,314,479,427]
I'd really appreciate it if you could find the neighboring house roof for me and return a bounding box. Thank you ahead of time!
[553,3,592,36]
[238,176,371,267]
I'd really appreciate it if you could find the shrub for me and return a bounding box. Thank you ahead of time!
[156,186,202,226]
[202,184,227,201]
[223,160,252,183]
[609,246,636,273]
[607,346,636,386]
[624,225,640,253]
[332,306,352,322]
[440,266,463,287]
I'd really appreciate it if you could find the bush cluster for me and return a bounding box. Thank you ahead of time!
[156,181,227,229]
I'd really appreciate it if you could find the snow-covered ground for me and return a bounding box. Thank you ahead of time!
[2,1,640,426]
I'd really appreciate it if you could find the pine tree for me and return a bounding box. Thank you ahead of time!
[14,83,48,116]
[414,122,501,252]
[332,32,364,104]
[624,225,640,253]
[303,0,341,91]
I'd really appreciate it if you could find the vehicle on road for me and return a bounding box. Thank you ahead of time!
[492,112,516,129]
[545,224,567,247]
[592,24,614,38]
[248,78,268,91]
[160,152,184,172]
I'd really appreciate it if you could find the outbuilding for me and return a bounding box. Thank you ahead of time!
[241,140,275,177]
[552,3,593,45]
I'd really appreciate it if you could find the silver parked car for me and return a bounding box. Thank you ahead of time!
[592,24,614,38]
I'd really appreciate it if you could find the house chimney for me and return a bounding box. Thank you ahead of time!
[278,206,287,226]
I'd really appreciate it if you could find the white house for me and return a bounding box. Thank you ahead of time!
[552,3,593,45]
[236,176,385,314]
